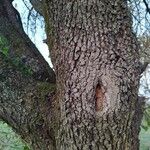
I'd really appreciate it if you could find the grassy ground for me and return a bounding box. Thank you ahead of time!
[0,122,30,150]
[140,106,150,150]
[140,127,150,150]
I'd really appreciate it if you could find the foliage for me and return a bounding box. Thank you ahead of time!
[138,35,150,63]
[140,127,150,150]
[141,104,150,131]
[0,121,30,150]
[140,107,150,150]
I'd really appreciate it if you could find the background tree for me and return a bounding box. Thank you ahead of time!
[0,0,150,149]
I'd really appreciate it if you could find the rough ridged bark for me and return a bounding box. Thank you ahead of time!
[43,0,144,149]
[0,0,56,149]
[0,0,146,150]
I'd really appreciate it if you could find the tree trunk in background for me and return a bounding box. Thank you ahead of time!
[43,0,144,149]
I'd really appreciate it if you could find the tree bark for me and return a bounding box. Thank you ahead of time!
[43,0,144,149]
[0,0,146,150]
[0,0,56,149]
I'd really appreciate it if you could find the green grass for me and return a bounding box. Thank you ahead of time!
[139,116,150,150]
[140,127,150,150]
[140,106,150,150]
[0,121,30,150]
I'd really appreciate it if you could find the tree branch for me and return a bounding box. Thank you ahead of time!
[139,62,149,74]
[29,0,43,16]
[1,0,56,83]
[143,0,150,14]
[0,0,56,149]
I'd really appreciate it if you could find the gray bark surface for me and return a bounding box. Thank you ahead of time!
[43,0,144,149]
[0,0,145,150]
[0,0,56,149]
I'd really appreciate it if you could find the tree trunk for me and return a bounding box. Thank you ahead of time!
[43,0,144,149]
[0,0,145,150]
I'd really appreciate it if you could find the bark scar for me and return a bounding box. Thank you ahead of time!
[95,84,105,112]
